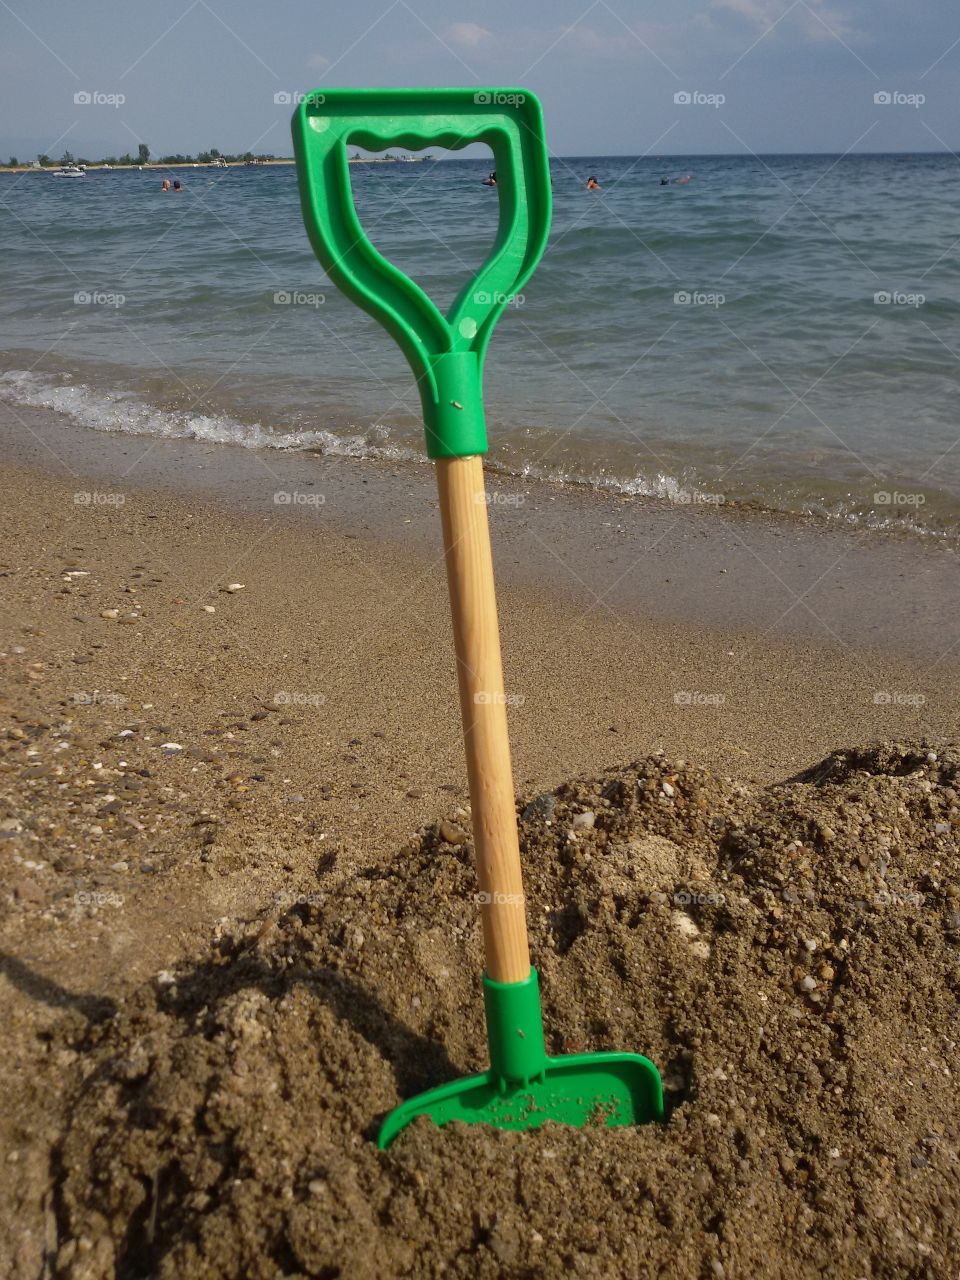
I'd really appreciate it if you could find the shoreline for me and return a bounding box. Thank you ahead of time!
[2,400,958,658]
[2,362,956,546]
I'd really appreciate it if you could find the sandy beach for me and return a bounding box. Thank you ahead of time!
[0,404,958,1274]
[4,0,960,1268]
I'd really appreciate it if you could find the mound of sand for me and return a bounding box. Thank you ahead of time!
[52,743,959,1278]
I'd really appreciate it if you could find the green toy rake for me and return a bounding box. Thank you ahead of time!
[291,87,663,1149]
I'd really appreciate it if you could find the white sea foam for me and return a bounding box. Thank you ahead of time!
[0,370,950,537]
[0,369,422,463]
[511,456,721,508]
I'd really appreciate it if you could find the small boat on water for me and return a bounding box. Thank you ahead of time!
[52,164,85,177]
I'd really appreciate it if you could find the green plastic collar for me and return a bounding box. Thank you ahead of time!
[483,968,548,1085]
[291,87,552,458]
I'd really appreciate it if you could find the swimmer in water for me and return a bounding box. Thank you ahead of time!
[674,173,692,185]
[482,170,497,186]
[660,176,670,185]
[173,179,182,191]
[586,175,601,190]
[161,178,170,192]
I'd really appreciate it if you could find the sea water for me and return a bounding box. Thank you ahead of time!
[1,154,958,535]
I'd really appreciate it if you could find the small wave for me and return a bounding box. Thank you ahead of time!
[0,369,423,463]
[0,369,953,541]
[503,455,724,507]
[493,455,954,539]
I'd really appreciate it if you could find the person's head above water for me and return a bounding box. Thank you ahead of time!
[585,175,601,189]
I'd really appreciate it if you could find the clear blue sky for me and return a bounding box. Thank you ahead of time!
[0,0,957,159]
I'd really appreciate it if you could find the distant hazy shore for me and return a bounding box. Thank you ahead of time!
[0,156,432,173]
[0,159,295,173]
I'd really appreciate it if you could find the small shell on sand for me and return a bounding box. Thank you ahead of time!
[224,584,245,593]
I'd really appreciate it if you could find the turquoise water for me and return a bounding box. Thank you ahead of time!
[1,154,958,534]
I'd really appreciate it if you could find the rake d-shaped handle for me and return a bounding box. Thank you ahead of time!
[291,87,552,983]
[291,86,551,458]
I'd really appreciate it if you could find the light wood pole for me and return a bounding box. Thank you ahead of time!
[435,455,530,984]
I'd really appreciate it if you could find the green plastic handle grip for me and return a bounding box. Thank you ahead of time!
[291,87,552,458]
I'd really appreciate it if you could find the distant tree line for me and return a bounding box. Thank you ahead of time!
[1,144,280,169]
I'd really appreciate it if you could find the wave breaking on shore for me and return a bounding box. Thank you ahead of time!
[0,367,953,540]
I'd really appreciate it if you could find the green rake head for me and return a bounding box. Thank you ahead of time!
[291,86,552,458]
